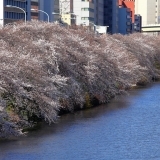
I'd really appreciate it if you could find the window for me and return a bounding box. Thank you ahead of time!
[81,17,94,21]
[82,0,94,2]
[81,8,94,12]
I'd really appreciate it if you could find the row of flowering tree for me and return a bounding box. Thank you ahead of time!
[0,21,160,138]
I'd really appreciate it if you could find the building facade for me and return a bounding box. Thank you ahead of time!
[56,0,104,27]
[0,0,141,35]
[119,0,135,23]
[31,0,39,20]
[73,0,94,26]
[103,0,119,34]
[135,0,160,25]
[52,0,117,34]
[31,0,55,22]
[60,0,74,25]
[0,0,31,26]
[39,0,54,22]
[134,14,142,32]
[94,0,104,26]
[53,0,75,25]
[118,0,135,34]
[118,7,132,34]
[53,0,60,22]
[0,0,55,26]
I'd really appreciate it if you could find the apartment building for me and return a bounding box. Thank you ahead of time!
[54,0,103,26]
[53,0,119,34]
[119,0,135,23]
[134,14,142,32]
[72,0,94,26]
[118,0,135,34]
[53,0,94,26]
[104,0,118,34]
[118,7,132,34]
[0,0,31,26]
[135,0,160,25]
[156,0,160,24]
[0,0,55,26]
[94,0,104,26]
[38,0,54,22]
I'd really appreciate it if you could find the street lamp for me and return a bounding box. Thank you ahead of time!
[31,9,49,23]
[6,5,26,25]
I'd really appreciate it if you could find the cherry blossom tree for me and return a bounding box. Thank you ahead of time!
[1,21,160,138]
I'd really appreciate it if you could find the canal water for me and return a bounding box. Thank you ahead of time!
[1,83,160,160]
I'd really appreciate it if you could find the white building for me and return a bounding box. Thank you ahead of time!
[73,0,94,26]
[135,0,160,25]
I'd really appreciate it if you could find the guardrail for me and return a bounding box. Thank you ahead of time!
[142,24,160,32]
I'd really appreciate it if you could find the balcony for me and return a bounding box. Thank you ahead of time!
[126,22,131,25]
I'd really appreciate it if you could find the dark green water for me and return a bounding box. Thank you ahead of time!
[1,83,160,160]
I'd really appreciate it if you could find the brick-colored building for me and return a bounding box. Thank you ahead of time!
[118,0,135,23]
